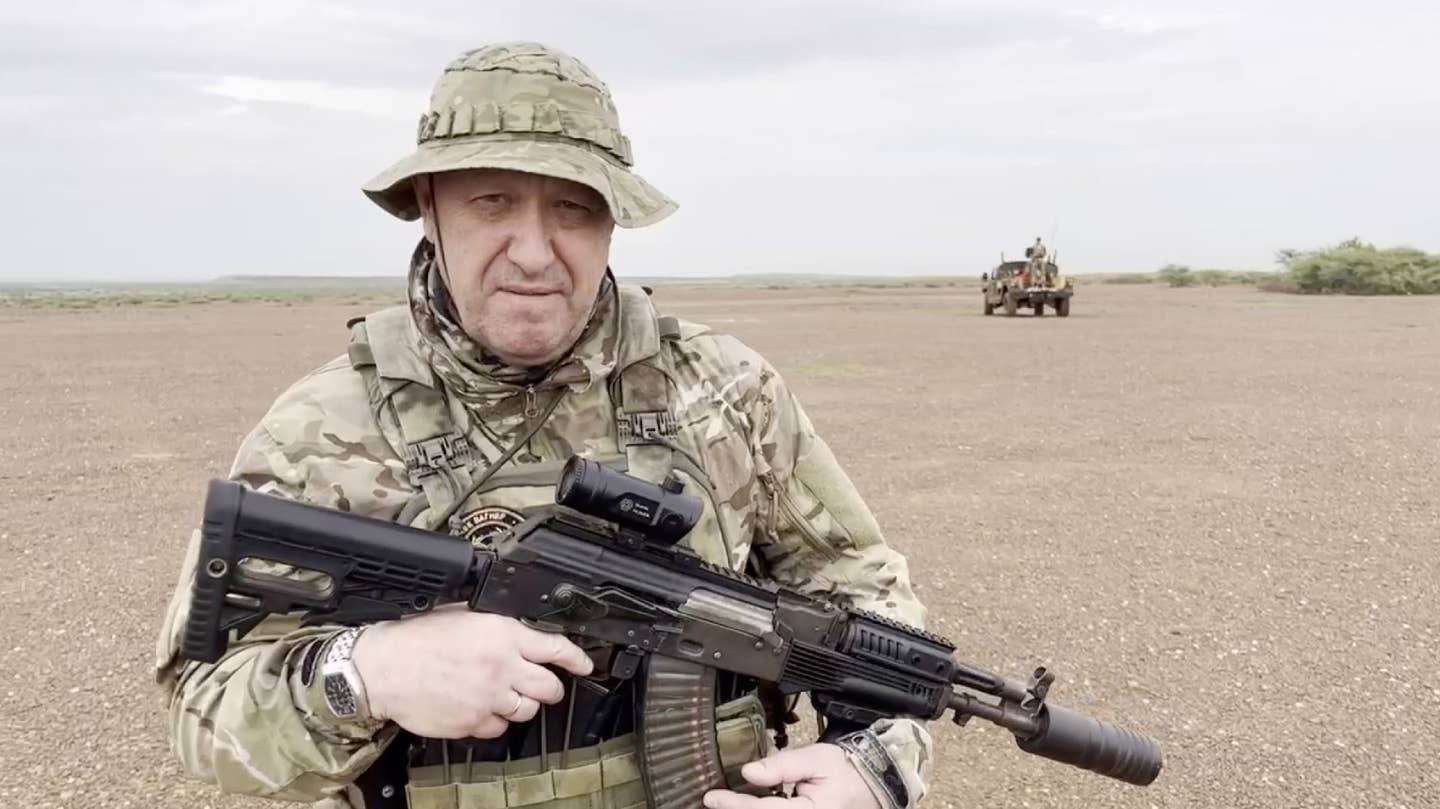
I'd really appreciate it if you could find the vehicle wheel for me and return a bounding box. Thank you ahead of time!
[984,300,994,316]
[1056,297,1071,317]
[1003,294,1017,316]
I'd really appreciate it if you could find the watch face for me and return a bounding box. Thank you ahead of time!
[324,673,357,716]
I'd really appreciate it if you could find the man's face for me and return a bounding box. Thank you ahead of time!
[415,168,615,368]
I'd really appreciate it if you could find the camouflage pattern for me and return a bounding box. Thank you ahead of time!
[154,243,934,807]
[362,42,677,229]
[409,240,618,427]
[1027,241,1049,284]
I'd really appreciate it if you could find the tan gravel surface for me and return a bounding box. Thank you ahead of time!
[1,284,1436,809]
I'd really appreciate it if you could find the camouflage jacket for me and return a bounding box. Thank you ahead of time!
[154,249,934,807]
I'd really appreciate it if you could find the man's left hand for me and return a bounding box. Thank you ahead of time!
[702,743,883,809]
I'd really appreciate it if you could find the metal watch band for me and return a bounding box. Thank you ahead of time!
[320,627,371,721]
[834,729,910,809]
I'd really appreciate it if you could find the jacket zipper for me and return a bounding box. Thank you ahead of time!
[762,474,841,562]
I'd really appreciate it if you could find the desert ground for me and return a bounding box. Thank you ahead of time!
[1,282,1437,809]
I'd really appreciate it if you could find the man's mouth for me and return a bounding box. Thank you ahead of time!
[500,287,562,297]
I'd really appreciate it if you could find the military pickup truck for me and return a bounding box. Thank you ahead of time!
[982,259,1074,317]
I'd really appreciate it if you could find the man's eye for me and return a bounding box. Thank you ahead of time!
[469,194,507,206]
[556,199,592,213]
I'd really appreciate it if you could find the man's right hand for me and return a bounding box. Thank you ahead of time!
[350,608,593,739]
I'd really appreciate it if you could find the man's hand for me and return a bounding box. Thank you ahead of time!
[702,743,884,809]
[350,608,593,739]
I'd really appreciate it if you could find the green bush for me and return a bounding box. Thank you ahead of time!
[1279,238,1440,295]
[1158,264,1195,287]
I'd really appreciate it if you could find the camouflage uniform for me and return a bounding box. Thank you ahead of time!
[153,42,934,809]
[1027,241,1048,285]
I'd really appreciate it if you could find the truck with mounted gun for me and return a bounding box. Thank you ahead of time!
[983,256,1075,317]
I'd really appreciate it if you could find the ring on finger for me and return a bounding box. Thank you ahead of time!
[502,692,525,719]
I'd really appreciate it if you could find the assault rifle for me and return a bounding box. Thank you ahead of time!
[181,457,1162,806]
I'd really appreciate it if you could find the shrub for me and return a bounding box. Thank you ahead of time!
[1158,264,1195,287]
[1279,238,1440,295]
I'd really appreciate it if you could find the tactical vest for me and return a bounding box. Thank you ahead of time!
[344,286,770,809]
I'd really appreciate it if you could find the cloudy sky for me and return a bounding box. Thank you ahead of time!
[2,0,1436,282]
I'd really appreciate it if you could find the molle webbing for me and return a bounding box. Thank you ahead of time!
[610,298,682,488]
[405,734,646,809]
[400,692,769,809]
[348,308,476,528]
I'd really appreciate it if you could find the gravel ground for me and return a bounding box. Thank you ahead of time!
[1,283,1436,809]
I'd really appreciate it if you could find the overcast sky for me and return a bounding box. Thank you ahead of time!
[2,0,1436,282]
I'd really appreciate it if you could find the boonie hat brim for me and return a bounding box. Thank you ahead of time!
[362,135,677,229]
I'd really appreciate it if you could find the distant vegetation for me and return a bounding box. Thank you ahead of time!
[0,273,967,308]
[0,281,406,309]
[1277,239,1440,295]
[1097,239,1440,295]
[1100,267,1282,287]
[1154,265,1283,288]
[10,245,1434,308]
[760,278,962,290]
[1100,272,1158,285]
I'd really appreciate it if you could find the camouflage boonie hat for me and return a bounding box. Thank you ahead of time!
[362,42,676,228]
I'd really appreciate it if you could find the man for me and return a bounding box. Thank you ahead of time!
[1026,238,1048,285]
[154,42,933,809]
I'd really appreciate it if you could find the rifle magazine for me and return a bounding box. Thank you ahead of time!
[636,656,726,808]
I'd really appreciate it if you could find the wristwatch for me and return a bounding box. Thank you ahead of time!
[319,627,372,721]
[834,728,910,809]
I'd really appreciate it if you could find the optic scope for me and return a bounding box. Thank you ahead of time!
[556,456,702,545]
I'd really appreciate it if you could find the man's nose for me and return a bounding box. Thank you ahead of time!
[505,201,556,275]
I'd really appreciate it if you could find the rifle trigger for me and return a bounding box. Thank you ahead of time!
[521,617,567,633]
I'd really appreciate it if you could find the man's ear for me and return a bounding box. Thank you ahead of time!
[413,175,438,243]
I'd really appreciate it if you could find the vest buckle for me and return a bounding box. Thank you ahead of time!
[402,434,473,480]
[617,411,677,445]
